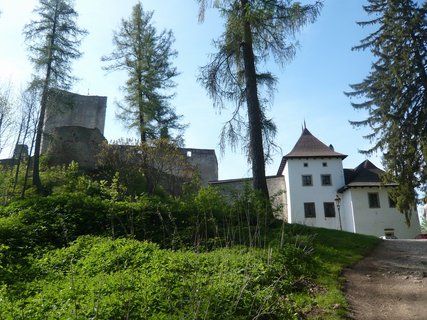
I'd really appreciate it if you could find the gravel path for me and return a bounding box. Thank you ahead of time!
[343,240,427,320]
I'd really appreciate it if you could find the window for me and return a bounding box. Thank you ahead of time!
[388,196,396,208]
[302,175,312,186]
[324,202,336,217]
[322,162,327,167]
[368,193,380,208]
[304,202,316,218]
[304,162,308,167]
[321,174,332,186]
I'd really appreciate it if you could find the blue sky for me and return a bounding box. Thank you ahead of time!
[0,0,381,180]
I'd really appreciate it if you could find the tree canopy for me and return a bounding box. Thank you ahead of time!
[23,0,87,191]
[102,2,185,144]
[197,0,322,197]
[346,0,427,220]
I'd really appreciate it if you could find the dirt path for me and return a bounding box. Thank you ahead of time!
[343,240,427,320]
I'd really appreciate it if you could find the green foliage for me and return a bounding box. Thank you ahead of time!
[0,169,380,319]
[346,0,427,218]
[0,164,14,203]
[285,224,380,319]
[0,181,282,258]
[24,0,88,89]
[0,223,380,319]
[0,236,319,319]
[1,158,106,203]
[0,193,109,250]
[102,2,184,143]
[96,139,196,196]
[421,217,427,233]
[197,0,322,196]
[139,139,196,195]
[24,0,88,191]
[95,139,148,196]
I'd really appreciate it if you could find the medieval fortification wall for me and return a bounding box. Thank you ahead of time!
[41,89,218,184]
[42,89,107,153]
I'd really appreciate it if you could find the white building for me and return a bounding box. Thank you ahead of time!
[213,127,421,238]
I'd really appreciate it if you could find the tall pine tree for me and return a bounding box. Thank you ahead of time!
[23,0,87,192]
[197,0,322,198]
[102,2,184,144]
[346,0,427,222]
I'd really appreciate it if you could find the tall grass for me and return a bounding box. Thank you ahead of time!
[0,165,380,319]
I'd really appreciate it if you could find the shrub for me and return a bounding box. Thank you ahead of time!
[0,193,109,260]
[0,236,316,319]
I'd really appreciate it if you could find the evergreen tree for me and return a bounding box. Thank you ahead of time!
[23,0,87,192]
[346,0,427,221]
[102,2,184,144]
[197,0,322,198]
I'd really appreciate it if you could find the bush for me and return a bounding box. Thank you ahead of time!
[0,193,109,263]
[0,236,316,319]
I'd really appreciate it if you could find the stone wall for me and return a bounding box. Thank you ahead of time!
[44,126,107,170]
[38,89,219,186]
[209,175,287,220]
[42,89,107,152]
[181,148,218,186]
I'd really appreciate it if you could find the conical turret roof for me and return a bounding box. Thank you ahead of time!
[277,128,347,175]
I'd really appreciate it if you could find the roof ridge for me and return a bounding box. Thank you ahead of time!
[277,128,347,175]
[284,128,347,159]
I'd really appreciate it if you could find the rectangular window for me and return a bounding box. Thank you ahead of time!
[368,192,380,208]
[388,196,396,208]
[322,162,327,167]
[324,202,336,217]
[304,202,316,218]
[302,175,312,186]
[304,162,308,167]
[321,174,332,186]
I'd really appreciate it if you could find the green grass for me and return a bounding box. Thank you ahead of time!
[0,209,379,319]
[279,223,380,319]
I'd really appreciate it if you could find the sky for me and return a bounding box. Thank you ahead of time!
[0,0,382,180]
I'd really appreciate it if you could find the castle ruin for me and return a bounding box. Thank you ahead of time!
[41,89,218,185]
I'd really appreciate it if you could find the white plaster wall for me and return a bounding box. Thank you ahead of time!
[348,188,421,238]
[284,164,293,223]
[340,192,356,233]
[285,158,346,230]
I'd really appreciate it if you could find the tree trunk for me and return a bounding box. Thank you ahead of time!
[240,0,269,199]
[22,116,37,198]
[32,84,49,191]
[32,2,59,193]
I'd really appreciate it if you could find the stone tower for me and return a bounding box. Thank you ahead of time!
[41,89,107,169]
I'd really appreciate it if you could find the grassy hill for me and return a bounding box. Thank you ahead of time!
[0,202,378,319]
[0,166,379,319]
